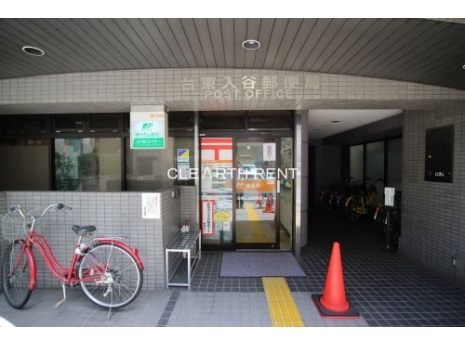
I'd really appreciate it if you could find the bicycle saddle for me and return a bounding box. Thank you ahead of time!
[72,225,96,237]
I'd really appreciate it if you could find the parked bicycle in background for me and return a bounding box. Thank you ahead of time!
[342,178,383,222]
[320,176,353,214]
[1,203,144,314]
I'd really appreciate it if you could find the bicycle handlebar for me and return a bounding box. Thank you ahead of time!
[9,203,72,219]
[10,204,21,213]
[56,203,72,211]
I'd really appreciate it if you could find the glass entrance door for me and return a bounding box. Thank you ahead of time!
[235,139,279,249]
[199,136,293,251]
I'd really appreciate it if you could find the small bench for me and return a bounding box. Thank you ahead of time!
[165,230,201,289]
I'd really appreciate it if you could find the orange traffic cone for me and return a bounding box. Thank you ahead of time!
[262,193,275,213]
[311,242,360,319]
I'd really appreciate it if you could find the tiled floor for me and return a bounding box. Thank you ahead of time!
[1,207,465,328]
[191,207,465,327]
[301,208,465,327]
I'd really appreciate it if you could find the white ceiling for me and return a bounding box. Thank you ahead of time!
[308,109,403,139]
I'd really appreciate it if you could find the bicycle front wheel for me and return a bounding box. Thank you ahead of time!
[345,197,360,222]
[79,244,143,309]
[2,241,32,309]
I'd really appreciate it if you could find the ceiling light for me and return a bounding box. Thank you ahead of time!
[242,39,261,51]
[22,46,45,57]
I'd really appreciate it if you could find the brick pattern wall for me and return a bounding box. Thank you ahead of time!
[402,105,465,285]
[1,189,188,290]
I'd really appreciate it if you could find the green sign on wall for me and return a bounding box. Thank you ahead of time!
[130,111,167,149]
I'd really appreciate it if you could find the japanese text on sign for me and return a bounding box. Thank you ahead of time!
[202,200,214,236]
[180,74,320,100]
[130,111,167,149]
[142,193,161,219]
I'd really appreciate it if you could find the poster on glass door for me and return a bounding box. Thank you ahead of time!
[263,143,276,161]
[201,200,214,236]
[200,138,233,237]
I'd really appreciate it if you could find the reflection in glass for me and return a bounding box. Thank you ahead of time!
[125,137,175,191]
[350,144,364,182]
[55,138,121,191]
[387,138,402,189]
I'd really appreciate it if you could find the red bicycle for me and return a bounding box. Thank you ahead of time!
[1,203,144,311]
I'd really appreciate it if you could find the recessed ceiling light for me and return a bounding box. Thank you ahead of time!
[242,39,261,51]
[22,46,45,57]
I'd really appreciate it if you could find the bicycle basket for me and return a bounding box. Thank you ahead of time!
[0,213,28,243]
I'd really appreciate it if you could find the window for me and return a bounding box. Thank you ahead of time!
[366,141,385,197]
[89,113,121,132]
[0,115,19,136]
[387,138,402,189]
[0,114,49,135]
[198,111,294,131]
[349,145,364,182]
[247,110,293,130]
[168,112,195,133]
[125,137,174,191]
[53,114,86,133]
[366,141,384,183]
[200,111,246,130]
[19,115,48,134]
[0,138,50,190]
[55,138,121,191]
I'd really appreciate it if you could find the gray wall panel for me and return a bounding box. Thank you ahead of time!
[401,106,465,286]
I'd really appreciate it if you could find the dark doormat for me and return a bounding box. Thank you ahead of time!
[219,252,306,277]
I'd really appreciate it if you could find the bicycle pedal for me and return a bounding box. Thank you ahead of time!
[55,299,66,308]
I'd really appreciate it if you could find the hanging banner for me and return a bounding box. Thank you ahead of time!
[263,143,276,161]
[201,200,214,236]
[130,110,167,149]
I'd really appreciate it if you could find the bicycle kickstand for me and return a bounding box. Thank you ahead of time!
[55,281,67,308]
[104,285,114,320]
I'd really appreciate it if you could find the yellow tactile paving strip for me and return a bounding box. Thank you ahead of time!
[262,277,305,327]
[236,203,275,243]
[245,202,260,221]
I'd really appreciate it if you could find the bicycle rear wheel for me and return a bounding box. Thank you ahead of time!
[2,241,32,309]
[79,243,143,309]
[388,209,401,250]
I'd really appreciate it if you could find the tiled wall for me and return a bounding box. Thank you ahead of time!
[0,191,6,292]
[401,105,465,285]
[0,187,198,290]
[180,185,199,228]
[1,69,464,111]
